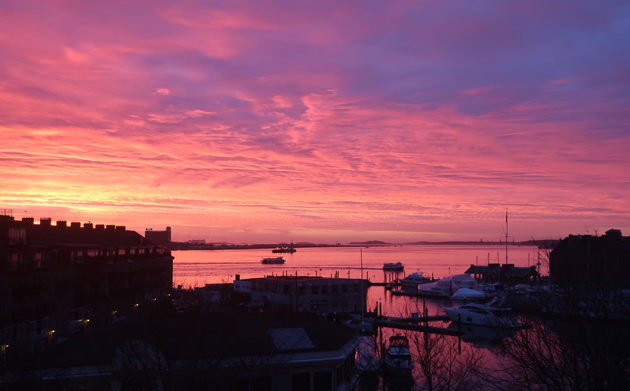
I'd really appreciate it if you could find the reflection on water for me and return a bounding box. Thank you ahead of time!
[446,322,518,347]
[173,244,542,286]
[173,244,540,388]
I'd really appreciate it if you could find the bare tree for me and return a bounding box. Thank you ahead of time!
[408,330,487,391]
[490,315,630,391]
[390,301,488,391]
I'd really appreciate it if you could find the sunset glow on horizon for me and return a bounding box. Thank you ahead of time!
[1,1,629,244]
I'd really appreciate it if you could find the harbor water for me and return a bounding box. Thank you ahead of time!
[173,244,547,389]
[173,243,543,317]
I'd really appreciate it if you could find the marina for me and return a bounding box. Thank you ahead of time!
[173,244,545,387]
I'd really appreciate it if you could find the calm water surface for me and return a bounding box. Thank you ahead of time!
[173,244,544,317]
[174,244,542,386]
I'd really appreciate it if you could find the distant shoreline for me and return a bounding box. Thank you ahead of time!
[169,239,557,251]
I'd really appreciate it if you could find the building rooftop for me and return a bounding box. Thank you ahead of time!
[247,275,359,283]
[23,312,356,370]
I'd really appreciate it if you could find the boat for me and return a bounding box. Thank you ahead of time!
[400,272,432,293]
[416,276,459,298]
[416,274,478,298]
[271,242,296,253]
[260,256,285,264]
[450,287,486,302]
[383,262,404,272]
[383,335,414,376]
[444,298,520,328]
[355,336,380,378]
[344,315,376,334]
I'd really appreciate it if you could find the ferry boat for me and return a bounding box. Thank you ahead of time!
[382,262,404,272]
[272,242,296,253]
[261,256,285,264]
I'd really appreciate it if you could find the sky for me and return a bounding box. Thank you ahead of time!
[1,1,629,244]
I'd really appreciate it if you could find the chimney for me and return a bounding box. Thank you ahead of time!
[95,224,105,231]
[22,217,34,225]
[56,220,67,228]
[106,225,116,231]
[40,218,52,227]
[71,222,81,229]
[84,222,93,230]
[116,226,126,232]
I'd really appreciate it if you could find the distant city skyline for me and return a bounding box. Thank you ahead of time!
[1,1,629,244]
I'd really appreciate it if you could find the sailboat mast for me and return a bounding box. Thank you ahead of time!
[360,249,364,320]
[505,209,509,265]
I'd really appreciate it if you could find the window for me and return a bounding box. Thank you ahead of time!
[292,372,310,391]
[8,228,26,244]
[35,253,43,268]
[314,371,332,391]
[17,323,26,338]
[39,317,49,333]
[70,307,84,321]
[8,253,19,271]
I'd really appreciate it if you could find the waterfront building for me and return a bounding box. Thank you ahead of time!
[550,229,630,288]
[464,263,538,285]
[144,226,172,246]
[245,275,368,315]
[0,214,173,360]
[6,312,357,391]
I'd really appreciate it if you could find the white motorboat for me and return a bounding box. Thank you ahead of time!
[417,276,457,298]
[450,273,479,290]
[400,272,431,293]
[383,335,414,376]
[416,274,479,298]
[444,298,520,328]
[450,287,486,302]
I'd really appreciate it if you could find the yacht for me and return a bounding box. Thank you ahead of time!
[444,298,520,328]
[400,272,432,293]
[450,287,486,302]
[383,335,414,376]
[416,274,478,298]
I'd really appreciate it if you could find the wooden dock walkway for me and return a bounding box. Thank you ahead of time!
[381,314,450,322]
[376,319,461,336]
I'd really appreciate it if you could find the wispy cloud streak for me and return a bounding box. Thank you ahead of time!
[0,1,628,242]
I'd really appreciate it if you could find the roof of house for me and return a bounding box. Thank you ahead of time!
[464,264,537,277]
[24,312,356,370]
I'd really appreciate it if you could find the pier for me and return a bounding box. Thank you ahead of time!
[376,320,461,335]
[375,314,459,335]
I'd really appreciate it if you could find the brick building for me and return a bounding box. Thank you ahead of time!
[550,229,630,288]
[0,214,173,360]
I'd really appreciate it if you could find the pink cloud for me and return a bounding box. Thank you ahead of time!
[0,0,628,243]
